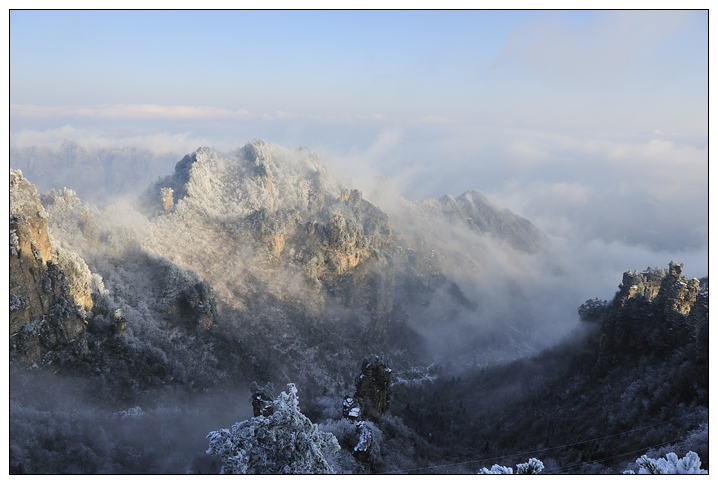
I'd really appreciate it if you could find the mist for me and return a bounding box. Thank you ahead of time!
[10,366,254,474]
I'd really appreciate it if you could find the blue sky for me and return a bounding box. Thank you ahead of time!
[11,9,706,128]
[9,9,709,281]
[11,10,529,110]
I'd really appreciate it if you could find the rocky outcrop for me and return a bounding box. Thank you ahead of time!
[264,233,286,256]
[112,309,128,337]
[319,215,369,274]
[616,261,702,319]
[593,261,707,370]
[618,266,666,303]
[342,395,361,420]
[658,261,702,321]
[10,170,90,366]
[352,420,375,471]
[146,263,218,331]
[160,187,174,212]
[340,188,362,203]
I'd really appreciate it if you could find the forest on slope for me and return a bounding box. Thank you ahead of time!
[9,141,708,474]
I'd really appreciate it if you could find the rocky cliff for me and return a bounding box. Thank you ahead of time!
[9,170,91,366]
[581,261,708,371]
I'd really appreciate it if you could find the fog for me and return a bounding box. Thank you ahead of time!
[10,366,254,474]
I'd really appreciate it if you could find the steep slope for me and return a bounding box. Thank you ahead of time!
[18,143,422,404]
[34,185,259,404]
[10,170,93,366]
[135,141,423,392]
[142,141,395,321]
[12,139,558,392]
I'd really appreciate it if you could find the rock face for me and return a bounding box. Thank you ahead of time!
[618,266,666,303]
[9,170,90,366]
[658,262,702,321]
[588,261,708,371]
[340,356,393,472]
[616,261,703,323]
[160,187,174,212]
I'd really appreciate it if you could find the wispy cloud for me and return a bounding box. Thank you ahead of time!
[11,124,215,155]
[10,104,253,120]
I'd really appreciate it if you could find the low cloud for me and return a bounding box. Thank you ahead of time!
[484,133,707,252]
[11,103,253,120]
[11,125,214,156]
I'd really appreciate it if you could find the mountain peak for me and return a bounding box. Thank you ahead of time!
[413,188,543,252]
[148,141,339,217]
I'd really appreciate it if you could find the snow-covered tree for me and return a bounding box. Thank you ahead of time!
[624,451,707,474]
[478,464,514,474]
[206,383,340,474]
[516,458,545,474]
[479,458,544,474]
